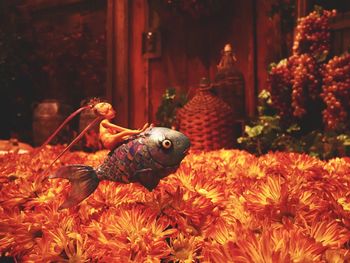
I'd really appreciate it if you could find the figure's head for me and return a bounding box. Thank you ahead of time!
[94,102,115,119]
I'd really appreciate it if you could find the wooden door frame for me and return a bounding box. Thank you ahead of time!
[106,0,130,127]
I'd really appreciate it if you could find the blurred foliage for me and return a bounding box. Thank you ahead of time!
[238,90,350,159]
[0,1,34,140]
[156,88,187,128]
[0,1,106,142]
[36,24,106,100]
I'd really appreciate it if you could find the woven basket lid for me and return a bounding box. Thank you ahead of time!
[177,78,235,151]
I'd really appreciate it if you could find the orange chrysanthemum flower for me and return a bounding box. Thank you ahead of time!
[231,226,327,263]
[200,240,237,263]
[2,146,350,260]
[324,157,350,177]
[46,229,90,262]
[87,181,147,209]
[203,216,237,244]
[243,175,287,220]
[167,233,202,262]
[220,193,255,229]
[270,152,325,178]
[324,249,350,263]
[0,211,44,259]
[232,229,291,263]
[160,187,218,235]
[287,228,326,262]
[309,220,350,248]
[85,204,175,261]
[337,195,350,212]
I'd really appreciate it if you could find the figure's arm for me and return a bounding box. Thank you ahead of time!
[102,120,149,133]
[101,120,133,132]
[100,122,150,149]
[103,129,143,150]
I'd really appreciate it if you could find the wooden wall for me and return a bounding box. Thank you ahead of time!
[3,0,349,143]
[4,0,349,143]
[109,0,283,130]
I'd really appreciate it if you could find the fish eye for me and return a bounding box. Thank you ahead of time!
[161,139,172,149]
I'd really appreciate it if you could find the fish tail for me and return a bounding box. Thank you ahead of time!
[49,165,99,210]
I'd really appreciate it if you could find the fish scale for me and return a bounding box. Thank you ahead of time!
[96,137,161,184]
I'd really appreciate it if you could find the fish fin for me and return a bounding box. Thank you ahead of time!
[135,168,160,191]
[49,165,99,210]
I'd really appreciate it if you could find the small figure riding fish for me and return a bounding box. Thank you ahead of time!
[49,127,190,210]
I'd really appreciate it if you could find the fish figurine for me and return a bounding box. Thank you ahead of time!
[49,127,190,210]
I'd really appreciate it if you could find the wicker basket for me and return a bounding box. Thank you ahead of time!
[177,78,235,151]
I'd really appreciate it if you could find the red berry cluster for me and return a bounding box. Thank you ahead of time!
[269,60,293,120]
[321,54,350,130]
[270,8,338,125]
[269,54,321,120]
[293,9,336,58]
[290,54,320,118]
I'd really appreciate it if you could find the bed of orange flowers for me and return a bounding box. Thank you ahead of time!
[1,147,350,262]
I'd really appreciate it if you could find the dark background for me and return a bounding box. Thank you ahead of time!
[0,0,349,145]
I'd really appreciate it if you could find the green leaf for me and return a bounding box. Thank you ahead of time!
[245,125,264,138]
[314,5,323,15]
[277,59,288,67]
[286,124,300,133]
[337,134,348,141]
[315,51,328,63]
[268,63,277,73]
[343,139,350,146]
[309,152,319,158]
[258,89,271,100]
[257,106,264,115]
[260,116,280,129]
